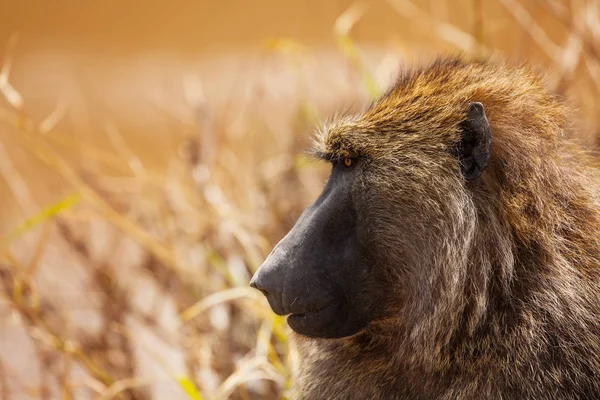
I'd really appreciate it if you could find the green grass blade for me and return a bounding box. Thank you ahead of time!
[176,376,204,400]
[1,192,81,245]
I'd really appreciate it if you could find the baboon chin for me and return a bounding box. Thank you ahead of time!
[251,57,600,399]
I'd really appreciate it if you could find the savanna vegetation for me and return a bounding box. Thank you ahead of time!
[1,1,600,399]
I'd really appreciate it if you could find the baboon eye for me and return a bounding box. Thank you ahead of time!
[344,158,354,167]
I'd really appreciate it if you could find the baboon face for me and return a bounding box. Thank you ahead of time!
[250,101,492,339]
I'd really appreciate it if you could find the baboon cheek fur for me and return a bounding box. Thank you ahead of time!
[255,57,600,399]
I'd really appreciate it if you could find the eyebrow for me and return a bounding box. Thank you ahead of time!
[308,149,339,162]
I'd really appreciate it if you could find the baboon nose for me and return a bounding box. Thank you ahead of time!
[249,275,266,294]
[249,254,288,315]
[249,271,276,298]
[249,276,258,288]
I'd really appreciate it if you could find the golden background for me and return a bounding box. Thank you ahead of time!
[1,1,599,399]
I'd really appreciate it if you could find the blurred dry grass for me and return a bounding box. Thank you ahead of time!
[1,1,600,399]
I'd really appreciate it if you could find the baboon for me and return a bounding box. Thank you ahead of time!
[250,57,600,399]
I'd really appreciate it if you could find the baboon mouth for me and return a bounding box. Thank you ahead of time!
[286,301,343,337]
[288,301,337,319]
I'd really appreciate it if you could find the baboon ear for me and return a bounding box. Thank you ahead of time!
[455,102,492,181]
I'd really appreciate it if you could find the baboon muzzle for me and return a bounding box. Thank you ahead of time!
[250,166,372,338]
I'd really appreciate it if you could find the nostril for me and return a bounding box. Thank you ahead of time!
[249,271,287,316]
[249,275,262,290]
[250,276,272,299]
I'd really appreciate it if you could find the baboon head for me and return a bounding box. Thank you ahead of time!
[251,60,499,339]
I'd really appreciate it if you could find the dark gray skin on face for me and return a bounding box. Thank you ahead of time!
[250,157,388,338]
[250,102,491,340]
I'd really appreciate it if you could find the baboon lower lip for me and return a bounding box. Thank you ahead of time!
[286,299,351,338]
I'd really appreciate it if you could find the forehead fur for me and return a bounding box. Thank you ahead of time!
[314,57,565,160]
